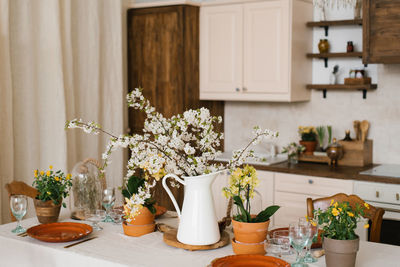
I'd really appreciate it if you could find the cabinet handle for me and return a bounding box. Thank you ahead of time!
[376,191,380,198]
[235,88,240,92]
[243,87,248,92]
[308,179,314,184]
[396,193,399,201]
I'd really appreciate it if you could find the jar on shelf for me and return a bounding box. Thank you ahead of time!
[318,39,330,53]
[71,159,105,220]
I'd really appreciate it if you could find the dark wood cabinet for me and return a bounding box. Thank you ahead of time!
[127,5,224,210]
[363,0,400,64]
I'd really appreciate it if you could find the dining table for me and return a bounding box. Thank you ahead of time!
[0,211,399,267]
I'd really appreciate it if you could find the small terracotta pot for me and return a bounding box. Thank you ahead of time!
[33,199,62,224]
[323,237,359,267]
[300,140,317,155]
[122,221,155,237]
[127,207,155,226]
[232,219,270,243]
[231,238,266,255]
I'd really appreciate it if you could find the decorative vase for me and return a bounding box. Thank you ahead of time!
[318,39,330,53]
[231,238,266,255]
[122,221,156,237]
[288,154,298,164]
[162,171,222,245]
[323,237,360,267]
[34,199,62,224]
[232,219,270,244]
[299,141,317,155]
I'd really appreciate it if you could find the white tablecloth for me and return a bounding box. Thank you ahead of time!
[0,212,399,267]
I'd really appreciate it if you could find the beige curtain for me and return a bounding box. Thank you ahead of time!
[0,0,125,224]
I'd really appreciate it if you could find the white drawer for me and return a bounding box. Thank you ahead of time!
[275,173,353,196]
[354,181,400,206]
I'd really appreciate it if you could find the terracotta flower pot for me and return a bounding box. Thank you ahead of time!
[232,219,270,244]
[323,237,360,267]
[34,199,62,224]
[127,207,155,226]
[122,221,155,237]
[231,238,266,255]
[300,140,317,155]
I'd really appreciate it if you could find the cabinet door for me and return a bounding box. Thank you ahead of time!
[200,4,243,95]
[243,0,289,94]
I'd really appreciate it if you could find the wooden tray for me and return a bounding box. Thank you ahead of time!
[158,223,230,251]
[27,222,92,243]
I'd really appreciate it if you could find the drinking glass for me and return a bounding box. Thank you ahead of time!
[273,230,292,256]
[102,188,115,222]
[289,222,311,267]
[85,209,106,230]
[10,195,27,234]
[299,218,319,263]
[110,208,123,225]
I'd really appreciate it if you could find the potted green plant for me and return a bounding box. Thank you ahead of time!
[282,142,305,164]
[298,126,318,155]
[222,165,279,254]
[314,200,370,267]
[32,166,72,223]
[122,174,157,237]
[316,126,326,152]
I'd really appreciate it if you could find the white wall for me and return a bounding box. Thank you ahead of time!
[225,6,400,165]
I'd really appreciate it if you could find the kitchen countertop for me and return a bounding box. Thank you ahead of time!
[248,161,400,185]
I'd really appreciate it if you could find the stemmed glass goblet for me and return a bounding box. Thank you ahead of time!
[289,222,311,267]
[299,218,319,263]
[10,195,27,234]
[102,188,115,222]
[85,209,106,230]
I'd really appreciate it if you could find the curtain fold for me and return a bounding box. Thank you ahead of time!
[0,0,124,224]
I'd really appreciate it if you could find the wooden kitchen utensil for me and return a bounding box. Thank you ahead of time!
[360,120,370,142]
[353,120,361,141]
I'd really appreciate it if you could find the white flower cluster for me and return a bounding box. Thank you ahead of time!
[66,119,101,135]
[281,142,305,157]
[124,179,156,223]
[66,88,278,180]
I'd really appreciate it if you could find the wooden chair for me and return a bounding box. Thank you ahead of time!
[307,193,385,243]
[5,181,39,222]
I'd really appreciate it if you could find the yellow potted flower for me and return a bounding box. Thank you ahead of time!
[298,126,318,155]
[32,166,72,223]
[313,200,369,267]
[223,165,280,255]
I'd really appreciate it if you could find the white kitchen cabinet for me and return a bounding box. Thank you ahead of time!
[273,173,354,227]
[211,170,275,225]
[200,0,313,102]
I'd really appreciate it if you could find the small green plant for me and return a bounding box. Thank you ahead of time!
[313,200,370,240]
[32,166,72,207]
[316,126,326,150]
[327,125,333,144]
[298,126,317,141]
[222,165,279,223]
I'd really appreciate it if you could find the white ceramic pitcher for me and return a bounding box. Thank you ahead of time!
[162,171,223,245]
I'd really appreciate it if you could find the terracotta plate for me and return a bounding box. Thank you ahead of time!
[269,227,323,249]
[27,222,93,243]
[211,255,290,267]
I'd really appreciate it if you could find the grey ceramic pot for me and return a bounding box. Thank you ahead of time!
[323,237,360,267]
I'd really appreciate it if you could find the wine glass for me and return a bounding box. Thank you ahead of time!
[110,208,124,225]
[85,209,106,230]
[273,230,292,255]
[289,222,311,267]
[102,188,115,222]
[10,195,27,234]
[299,218,319,263]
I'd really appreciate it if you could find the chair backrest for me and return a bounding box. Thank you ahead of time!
[5,181,39,222]
[307,193,385,243]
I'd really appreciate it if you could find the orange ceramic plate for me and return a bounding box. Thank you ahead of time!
[155,205,167,218]
[27,222,93,243]
[269,227,323,249]
[211,255,290,267]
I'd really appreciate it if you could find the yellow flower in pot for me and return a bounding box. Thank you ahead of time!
[32,166,72,223]
[298,126,318,155]
[122,172,157,237]
[313,200,369,267]
[222,165,280,255]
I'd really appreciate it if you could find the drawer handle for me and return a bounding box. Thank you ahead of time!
[396,193,399,201]
[376,191,380,198]
[308,179,314,184]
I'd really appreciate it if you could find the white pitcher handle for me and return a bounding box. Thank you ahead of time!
[162,174,186,218]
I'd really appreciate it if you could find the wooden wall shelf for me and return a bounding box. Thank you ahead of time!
[306,52,363,67]
[306,84,377,99]
[306,19,363,36]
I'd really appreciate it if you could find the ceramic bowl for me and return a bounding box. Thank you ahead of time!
[231,238,266,255]
[122,221,155,237]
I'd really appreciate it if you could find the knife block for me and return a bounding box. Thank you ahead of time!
[338,140,373,167]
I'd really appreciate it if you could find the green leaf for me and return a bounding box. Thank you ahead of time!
[254,205,280,222]
[233,196,250,222]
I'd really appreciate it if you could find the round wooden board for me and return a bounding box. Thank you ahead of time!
[163,230,230,251]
